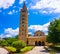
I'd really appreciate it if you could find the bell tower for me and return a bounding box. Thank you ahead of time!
[19,2,28,43]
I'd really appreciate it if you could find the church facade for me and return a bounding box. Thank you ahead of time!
[19,3,47,46]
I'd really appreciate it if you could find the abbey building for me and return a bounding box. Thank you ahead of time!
[19,3,46,46]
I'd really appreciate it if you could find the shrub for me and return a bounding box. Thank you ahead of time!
[49,45,60,51]
[12,40,26,52]
[5,38,17,46]
[5,46,16,52]
[21,46,33,52]
[0,40,8,47]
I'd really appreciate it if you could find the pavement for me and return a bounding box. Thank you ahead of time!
[0,46,50,54]
[0,47,9,54]
[25,46,50,54]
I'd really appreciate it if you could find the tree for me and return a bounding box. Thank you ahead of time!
[0,40,8,46]
[15,35,18,39]
[12,40,26,52]
[5,37,17,46]
[28,34,32,37]
[46,19,60,45]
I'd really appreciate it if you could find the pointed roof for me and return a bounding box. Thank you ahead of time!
[23,2,27,10]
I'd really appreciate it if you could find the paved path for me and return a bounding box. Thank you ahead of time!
[25,46,50,54]
[0,47,9,54]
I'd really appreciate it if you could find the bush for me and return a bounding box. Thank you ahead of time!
[12,40,26,52]
[5,38,17,46]
[21,46,33,52]
[49,45,60,51]
[5,46,16,52]
[0,40,8,47]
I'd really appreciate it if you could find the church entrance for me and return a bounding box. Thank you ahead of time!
[41,42,45,46]
[38,41,41,46]
[35,41,41,46]
[35,41,38,46]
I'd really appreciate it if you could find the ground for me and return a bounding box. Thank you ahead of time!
[0,46,49,54]
[0,47,8,54]
[25,46,49,54]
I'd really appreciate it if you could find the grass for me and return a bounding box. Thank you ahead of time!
[21,46,34,52]
[50,50,55,54]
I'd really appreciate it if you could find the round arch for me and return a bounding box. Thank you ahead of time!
[42,42,45,46]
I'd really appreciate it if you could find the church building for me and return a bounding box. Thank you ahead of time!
[19,3,47,46]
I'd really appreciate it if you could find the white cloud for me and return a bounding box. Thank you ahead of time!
[8,11,13,14]
[0,27,19,38]
[40,11,48,14]
[8,10,15,15]
[28,32,32,35]
[30,0,60,13]
[0,22,50,38]
[19,0,26,4]
[0,0,15,9]
[28,22,50,35]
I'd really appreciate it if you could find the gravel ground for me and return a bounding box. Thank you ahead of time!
[25,46,50,54]
[0,48,9,54]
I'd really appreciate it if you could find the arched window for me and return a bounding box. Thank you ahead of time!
[22,18,25,20]
[40,34,42,36]
[37,34,38,36]
[22,21,24,23]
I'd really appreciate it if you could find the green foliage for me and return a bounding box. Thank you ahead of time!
[0,40,8,46]
[12,40,26,52]
[47,18,60,44]
[5,46,16,52]
[5,37,17,46]
[28,34,32,37]
[49,45,60,51]
[50,50,55,54]
[14,35,18,39]
[21,46,33,52]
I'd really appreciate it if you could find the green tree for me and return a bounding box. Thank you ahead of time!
[0,40,8,46]
[12,40,26,52]
[5,37,17,46]
[15,35,18,39]
[46,19,60,45]
[28,34,32,37]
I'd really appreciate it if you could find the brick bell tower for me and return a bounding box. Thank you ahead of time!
[19,2,28,43]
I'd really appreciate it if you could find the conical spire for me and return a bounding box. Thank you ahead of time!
[23,2,27,10]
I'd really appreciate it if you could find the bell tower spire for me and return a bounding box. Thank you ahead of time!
[23,2,27,10]
[19,2,28,44]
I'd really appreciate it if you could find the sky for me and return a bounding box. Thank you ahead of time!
[0,0,60,38]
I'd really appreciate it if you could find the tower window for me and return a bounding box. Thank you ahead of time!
[22,15,25,17]
[22,25,24,27]
[22,21,24,23]
[22,10,26,12]
[22,18,25,20]
[40,34,42,36]
[37,34,38,36]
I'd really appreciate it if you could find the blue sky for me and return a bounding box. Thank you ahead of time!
[0,0,60,38]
